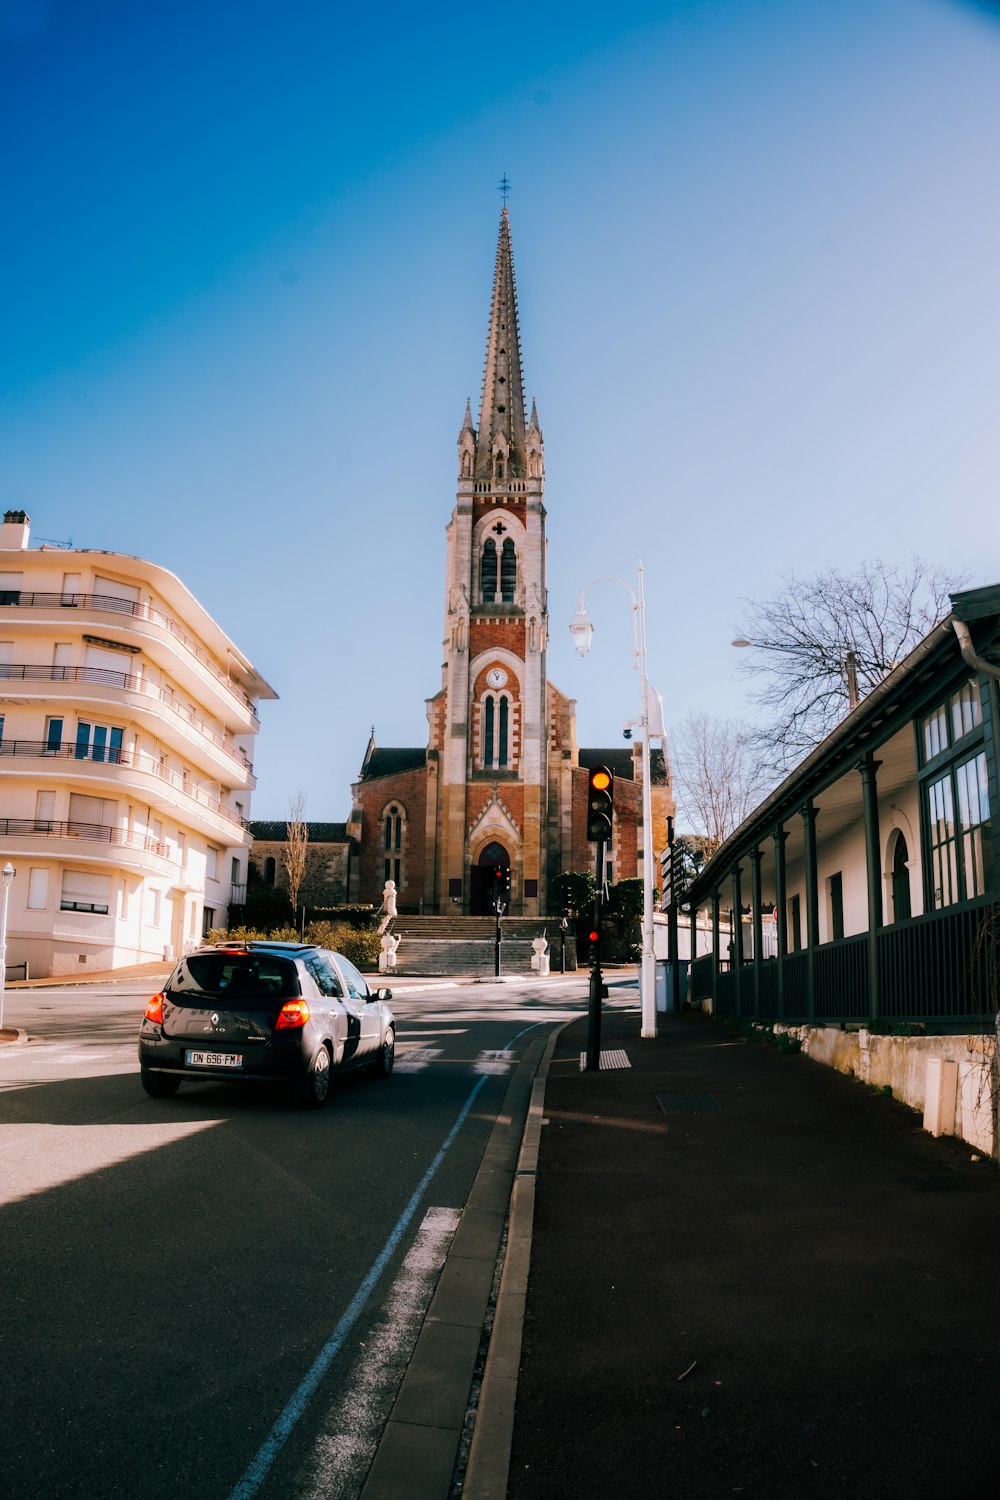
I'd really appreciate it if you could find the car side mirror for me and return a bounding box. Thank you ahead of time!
[375,987,392,1002]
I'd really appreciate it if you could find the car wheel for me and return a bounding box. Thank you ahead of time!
[141,1068,181,1099]
[373,1026,395,1078]
[300,1044,332,1109]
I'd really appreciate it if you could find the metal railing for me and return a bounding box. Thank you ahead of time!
[0,739,246,828]
[0,590,258,718]
[0,664,253,772]
[0,817,170,858]
[695,898,996,1027]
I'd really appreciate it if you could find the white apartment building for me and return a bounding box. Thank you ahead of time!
[0,510,277,977]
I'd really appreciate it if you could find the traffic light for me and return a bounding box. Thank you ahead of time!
[586,765,614,843]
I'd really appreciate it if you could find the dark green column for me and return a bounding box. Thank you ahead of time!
[857,753,883,1023]
[711,892,720,1013]
[731,863,744,1014]
[749,846,764,1020]
[773,827,788,1021]
[801,800,819,1024]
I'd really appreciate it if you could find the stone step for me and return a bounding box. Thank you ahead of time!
[391,936,558,978]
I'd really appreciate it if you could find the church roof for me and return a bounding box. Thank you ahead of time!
[359,747,426,780]
[247,821,349,843]
[579,747,670,785]
[475,206,527,478]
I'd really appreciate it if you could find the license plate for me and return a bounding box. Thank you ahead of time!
[185,1050,243,1068]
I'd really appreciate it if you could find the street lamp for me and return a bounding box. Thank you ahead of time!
[571,563,659,1040]
[0,861,15,1031]
[731,638,859,712]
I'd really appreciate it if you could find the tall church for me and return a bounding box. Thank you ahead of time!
[348,208,673,915]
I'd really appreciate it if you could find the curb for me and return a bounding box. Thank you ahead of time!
[461,1021,567,1500]
[359,1028,553,1499]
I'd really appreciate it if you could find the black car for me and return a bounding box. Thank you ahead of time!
[138,942,396,1108]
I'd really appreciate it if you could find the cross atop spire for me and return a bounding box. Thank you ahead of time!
[475,205,527,479]
[498,173,511,206]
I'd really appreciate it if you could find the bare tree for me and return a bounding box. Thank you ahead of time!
[282,792,309,916]
[672,713,776,847]
[734,556,965,762]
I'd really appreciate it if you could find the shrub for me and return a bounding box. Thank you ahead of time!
[306,905,377,930]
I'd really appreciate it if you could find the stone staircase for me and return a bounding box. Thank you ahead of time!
[388,915,578,977]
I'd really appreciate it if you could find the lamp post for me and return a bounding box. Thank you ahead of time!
[0,862,15,1031]
[570,562,658,1040]
[731,638,859,712]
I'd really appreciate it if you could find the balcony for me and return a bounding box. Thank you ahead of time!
[0,591,259,719]
[0,816,170,858]
[0,664,253,775]
[0,739,247,833]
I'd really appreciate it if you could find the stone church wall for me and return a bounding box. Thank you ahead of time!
[353,767,429,911]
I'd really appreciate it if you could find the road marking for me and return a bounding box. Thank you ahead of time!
[394,1047,443,1073]
[226,1018,545,1500]
[474,1049,514,1075]
[295,1206,461,1499]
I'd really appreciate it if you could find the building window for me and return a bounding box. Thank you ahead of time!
[27,869,49,910]
[206,846,219,882]
[481,539,498,603]
[828,872,844,941]
[926,750,992,908]
[75,721,123,763]
[921,679,983,763]
[264,856,276,885]
[380,803,406,890]
[500,538,516,602]
[498,696,509,765]
[789,893,802,952]
[60,870,111,915]
[45,718,63,752]
[484,697,495,765]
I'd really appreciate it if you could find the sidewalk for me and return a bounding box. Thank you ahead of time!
[503,1010,1000,1499]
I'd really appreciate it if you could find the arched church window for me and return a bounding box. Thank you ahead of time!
[382,803,406,889]
[264,856,276,886]
[484,697,495,766]
[499,696,509,766]
[495,458,504,480]
[481,539,498,603]
[500,538,516,602]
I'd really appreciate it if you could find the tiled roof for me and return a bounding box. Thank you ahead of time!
[247,821,349,843]
[360,747,426,779]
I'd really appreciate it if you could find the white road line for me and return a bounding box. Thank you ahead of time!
[294,1206,460,1500]
[394,1047,443,1073]
[474,1049,514,1075]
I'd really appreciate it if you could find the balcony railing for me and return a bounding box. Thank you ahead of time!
[0,665,253,772]
[0,590,258,719]
[0,816,169,858]
[0,739,246,828]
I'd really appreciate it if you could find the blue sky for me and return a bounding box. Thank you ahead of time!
[2,0,999,819]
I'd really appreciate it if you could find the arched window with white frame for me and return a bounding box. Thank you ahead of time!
[381,801,406,890]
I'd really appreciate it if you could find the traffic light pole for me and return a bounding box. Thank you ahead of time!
[585,838,605,1072]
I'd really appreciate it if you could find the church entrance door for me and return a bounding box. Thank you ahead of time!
[470,841,510,916]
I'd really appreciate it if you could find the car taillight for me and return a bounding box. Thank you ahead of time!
[275,999,311,1030]
[145,992,164,1024]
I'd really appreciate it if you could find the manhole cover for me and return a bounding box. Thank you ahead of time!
[655,1092,724,1114]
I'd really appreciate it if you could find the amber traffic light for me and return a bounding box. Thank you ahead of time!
[586,765,614,843]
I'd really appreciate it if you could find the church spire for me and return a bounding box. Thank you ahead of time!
[475,206,527,479]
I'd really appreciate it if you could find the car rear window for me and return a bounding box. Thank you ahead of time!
[167,953,300,1004]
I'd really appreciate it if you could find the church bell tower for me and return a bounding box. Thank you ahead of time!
[431,207,548,915]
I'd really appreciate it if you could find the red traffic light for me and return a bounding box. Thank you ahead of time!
[588,930,599,943]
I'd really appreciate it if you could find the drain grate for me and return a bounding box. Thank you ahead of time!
[904,1173,967,1192]
[655,1092,724,1114]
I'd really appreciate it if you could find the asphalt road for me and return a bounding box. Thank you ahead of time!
[0,975,599,1500]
